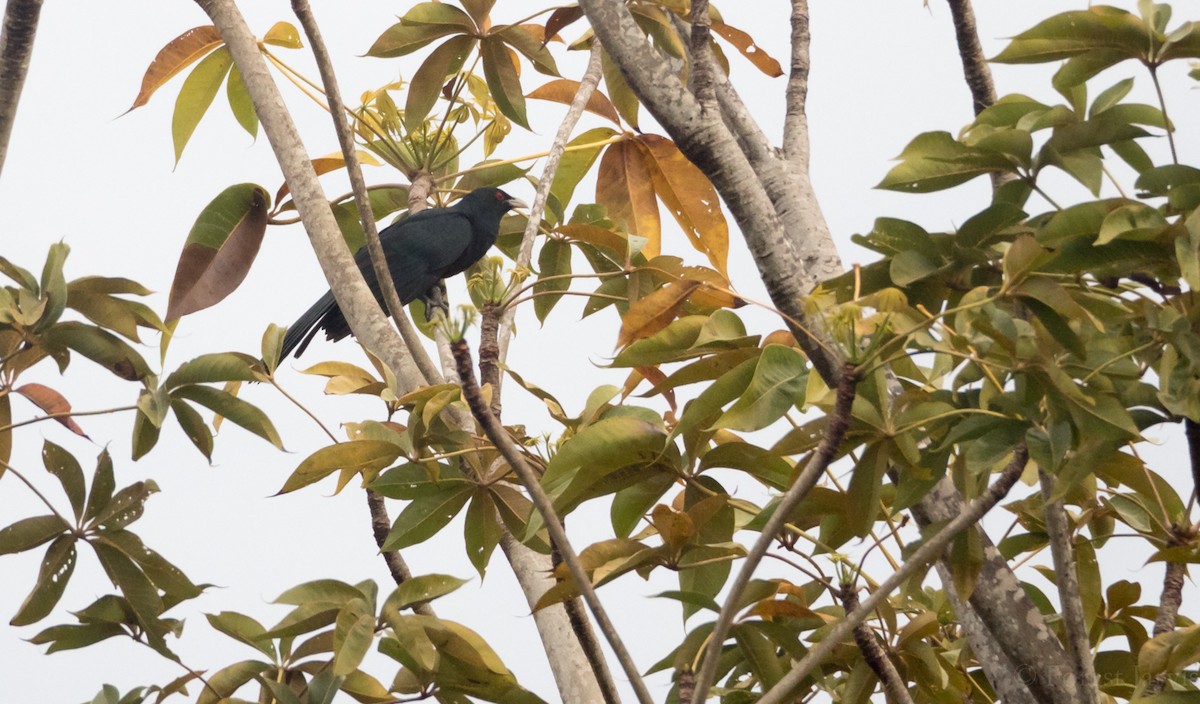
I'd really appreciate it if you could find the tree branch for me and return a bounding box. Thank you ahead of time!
[945,0,996,115]
[289,0,439,609]
[782,0,811,168]
[687,0,717,111]
[840,583,915,704]
[453,339,653,704]
[1038,471,1100,703]
[290,0,441,388]
[1144,556,1187,695]
[692,364,858,703]
[0,0,43,179]
[193,0,424,392]
[756,445,1030,704]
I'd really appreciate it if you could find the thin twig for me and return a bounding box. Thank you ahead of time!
[755,445,1030,704]
[1038,470,1100,704]
[452,339,653,704]
[691,363,859,703]
[0,404,138,433]
[2,460,69,526]
[291,0,440,388]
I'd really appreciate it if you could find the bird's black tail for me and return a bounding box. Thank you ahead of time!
[278,291,339,360]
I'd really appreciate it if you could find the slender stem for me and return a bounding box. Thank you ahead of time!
[437,134,626,183]
[269,379,336,443]
[1,460,69,526]
[1148,65,1178,165]
[452,340,653,704]
[692,364,859,703]
[755,445,1029,704]
[0,404,138,433]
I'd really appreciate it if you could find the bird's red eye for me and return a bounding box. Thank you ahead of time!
[495,191,505,201]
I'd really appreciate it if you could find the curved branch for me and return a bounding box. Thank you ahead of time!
[756,445,1030,704]
[453,339,653,704]
[692,364,858,703]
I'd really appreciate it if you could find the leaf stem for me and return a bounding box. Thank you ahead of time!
[0,404,138,433]
[1,460,70,526]
[1148,65,1178,165]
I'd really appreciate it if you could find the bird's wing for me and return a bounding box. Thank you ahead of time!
[373,210,475,303]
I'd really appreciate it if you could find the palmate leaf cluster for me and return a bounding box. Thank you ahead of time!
[4,1,1200,703]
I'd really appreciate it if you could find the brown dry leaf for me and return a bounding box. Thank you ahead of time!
[711,22,783,77]
[527,79,620,124]
[15,384,87,437]
[617,280,700,348]
[126,26,224,113]
[638,135,730,276]
[596,140,661,257]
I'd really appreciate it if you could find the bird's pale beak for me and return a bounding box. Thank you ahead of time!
[506,197,529,211]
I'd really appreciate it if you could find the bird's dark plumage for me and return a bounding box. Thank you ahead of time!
[279,187,524,359]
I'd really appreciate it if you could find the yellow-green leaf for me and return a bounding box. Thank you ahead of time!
[262,21,303,49]
[172,46,233,165]
[405,35,477,131]
[279,440,404,495]
[225,65,257,138]
[618,280,700,349]
[480,36,529,129]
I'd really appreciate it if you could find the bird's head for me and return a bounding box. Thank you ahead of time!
[462,187,528,214]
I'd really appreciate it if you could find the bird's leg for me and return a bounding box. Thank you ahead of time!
[422,281,450,322]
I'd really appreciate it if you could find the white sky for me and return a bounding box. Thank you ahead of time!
[1,1,1196,702]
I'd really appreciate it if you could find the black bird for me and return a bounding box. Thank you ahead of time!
[279,187,525,359]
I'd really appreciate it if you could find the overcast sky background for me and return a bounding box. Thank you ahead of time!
[1,1,1196,702]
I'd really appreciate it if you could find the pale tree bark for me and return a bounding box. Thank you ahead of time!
[582,1,1080,701]
[193,2,608,701]
[0,0,43,179]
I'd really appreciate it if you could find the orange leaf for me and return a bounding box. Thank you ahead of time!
[679,266,743,309]
[544,6,583,44]
[617,280,700,348]
[749,600,825,621]
[274,150,382,204]
[596,140,660,257]
[711,22,783,77]
[126,26,224,113]
[556,223,629,259]
[527,79,620,125]
[14,384,87,437]
[638,135,729,277]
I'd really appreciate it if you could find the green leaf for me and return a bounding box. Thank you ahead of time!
[29,622,125,654]
[277,440,404,494]
[37,242,68,331]
[165,183,270,323]
[464,491,502,577]
[333,608,376,676]
[172,384,282,448]
[41,441,85,520]
[44,322,151,381]
[712,345,807,432]
[91,542,168,647]
[480,36,529,129]
[382,484,473,550]
[541,416,670,516]
[992,8,1149,65]
[1139,624,1200,678]
[1178,212,1200,290]
[878,131,1013,193]
[165,352,262,388]
[405,35,476,131]
[733,622,785,690]
[275,579,368,606]
[95,529,201,600]
[83,450,115,524]
[534,238,572,322]
[11,536,77,625]
[195,660,273,704]
[225,65,257,138]
[205,611,275,658]
[384,574,470,613]
[170,398,214,461]
[172,46,233,164]
[0,514,69,555]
